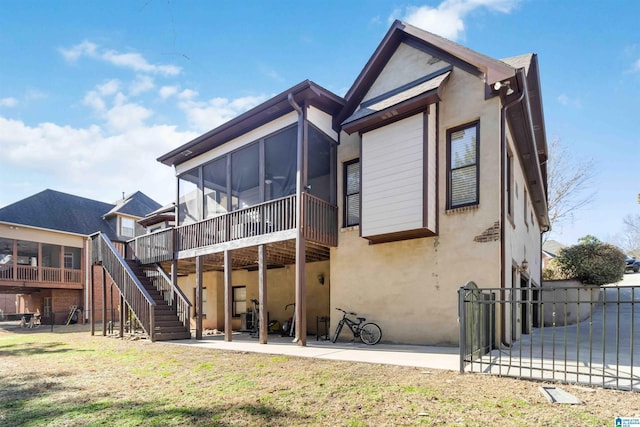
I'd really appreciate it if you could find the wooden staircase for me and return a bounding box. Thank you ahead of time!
[125,260,192,341]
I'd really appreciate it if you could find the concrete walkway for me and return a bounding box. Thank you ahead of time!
[170,333,460,371]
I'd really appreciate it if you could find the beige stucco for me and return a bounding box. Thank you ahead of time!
[330,58,543,345]
[0,223,85,248]
[162,29,546,347]
[177,260,330,333]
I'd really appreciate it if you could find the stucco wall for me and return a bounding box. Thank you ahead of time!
[177,260,330,333]
[332,67,506,345]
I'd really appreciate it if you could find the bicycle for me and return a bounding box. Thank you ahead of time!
[281,303,296,337]
[249,298,260,337]
[331,308,382,345]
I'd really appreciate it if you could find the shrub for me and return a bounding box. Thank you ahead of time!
[553,235,626,285]
[542,258,566,281]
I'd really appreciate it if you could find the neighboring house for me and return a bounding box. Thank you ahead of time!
[0,189,161,323]
[542,239,566,269]
[100,20,549,346]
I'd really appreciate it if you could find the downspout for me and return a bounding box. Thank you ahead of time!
[287,92,307,346]
[499,74,525,346]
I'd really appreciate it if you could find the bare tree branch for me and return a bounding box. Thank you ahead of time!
[545,137,596,240]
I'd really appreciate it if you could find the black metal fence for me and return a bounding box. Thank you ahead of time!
[458,282,640,392]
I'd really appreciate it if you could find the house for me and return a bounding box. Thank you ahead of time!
[542,239,566,269]
[0,189,161,324]
[95,20,549,346]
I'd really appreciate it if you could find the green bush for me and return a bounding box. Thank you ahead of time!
[553,235,625,285]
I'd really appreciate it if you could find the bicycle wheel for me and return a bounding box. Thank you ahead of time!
[359,323,382,345]
[331,321,344,343]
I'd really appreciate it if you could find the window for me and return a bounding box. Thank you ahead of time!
[120,217,135,238]
[232,286,246,317]
[447,122,479,208]
[344,159,360,227]
[64,252,74,269]
[44,297,52,316]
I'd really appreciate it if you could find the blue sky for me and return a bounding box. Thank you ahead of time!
[0,0,639,246]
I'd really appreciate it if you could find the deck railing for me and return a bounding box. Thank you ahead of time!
[303,193,338,247]
[130,228,174,263]
[142,264,191,330]
[0,264,82,284]
[92,232,156,341]
[129,194,337,264]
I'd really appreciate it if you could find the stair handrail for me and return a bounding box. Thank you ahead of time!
[91,232,156,341]
[152,263,191,331]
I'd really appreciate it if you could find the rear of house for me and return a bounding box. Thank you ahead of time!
[108,20,549,346]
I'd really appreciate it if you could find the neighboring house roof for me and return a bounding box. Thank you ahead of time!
[542,240,567,258]
[0,189,161,240]
[138,203,175,228]
[104,191,162,218]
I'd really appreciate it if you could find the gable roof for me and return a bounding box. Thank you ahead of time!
[337,20,517,126]
[0,189,160,239]
[105,191,162,218]
[542,240,566,258]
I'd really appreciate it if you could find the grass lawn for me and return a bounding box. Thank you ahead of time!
[0,326,637,426]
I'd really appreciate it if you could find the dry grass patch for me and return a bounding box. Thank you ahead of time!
[0,326,637,426]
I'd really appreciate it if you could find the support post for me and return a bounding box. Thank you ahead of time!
[195,255,203,340]
[258,244,268,344]
[171,259,178,311]
[90,264,95,336]
[102,266,107,336]
[224,250,233,341]
[119,294,125,337]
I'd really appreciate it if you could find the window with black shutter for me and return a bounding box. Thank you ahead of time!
[447,122,479,208]
[344,159,360,227]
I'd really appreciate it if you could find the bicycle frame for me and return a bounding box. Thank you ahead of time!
[341,315,364,337]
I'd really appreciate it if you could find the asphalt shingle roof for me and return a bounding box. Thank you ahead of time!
[0,189,161,240]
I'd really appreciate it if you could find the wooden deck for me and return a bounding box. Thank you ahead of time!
[129,194,337,275]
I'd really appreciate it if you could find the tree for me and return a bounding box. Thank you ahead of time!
[615,213,640,255]
[551,235,625,285]
[545,137,596,240]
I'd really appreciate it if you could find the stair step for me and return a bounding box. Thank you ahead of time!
[154,331,192,341]
[155,325,189,333]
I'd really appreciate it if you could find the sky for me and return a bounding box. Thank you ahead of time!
[0,0,639,247]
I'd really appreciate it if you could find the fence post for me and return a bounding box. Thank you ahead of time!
[458,285,466,373]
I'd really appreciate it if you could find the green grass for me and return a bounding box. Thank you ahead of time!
[0,329,635,426]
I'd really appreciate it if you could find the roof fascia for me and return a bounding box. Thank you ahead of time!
[0,221,89,239]
[158,81,344,167]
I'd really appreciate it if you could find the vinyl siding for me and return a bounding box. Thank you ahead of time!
[361,113,424,237]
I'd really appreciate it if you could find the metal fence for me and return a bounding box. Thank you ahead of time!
[458,282,640,392]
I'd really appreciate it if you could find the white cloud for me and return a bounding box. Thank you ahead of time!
[98,79,121,96]
[0,116,196,206]
[130,75,155,96]
[60,40,181,76]
[178,94,268,132]
[389,0,518,41]
[159,85,179,99]
[0,97,18,107]
[557,93,582,108]
[633,58,640,73]
[104,102,153,133]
